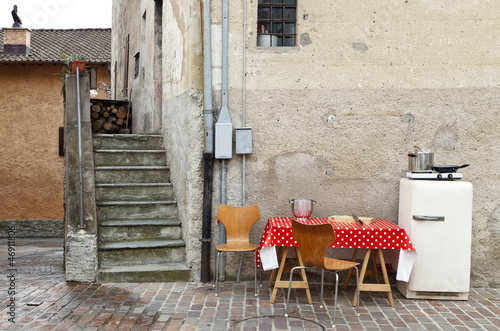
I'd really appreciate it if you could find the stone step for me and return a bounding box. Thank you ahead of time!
[96,183,174,201]
[97,201,177,220]
[94,149,166,166]
[98,239,185,267]
[95,166,170,184]
[100,219,181,227]
[93,134,163,150]
[97,263,191,283]
[98,219,182,241]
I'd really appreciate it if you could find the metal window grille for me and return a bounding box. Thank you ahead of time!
[257,0,296,47]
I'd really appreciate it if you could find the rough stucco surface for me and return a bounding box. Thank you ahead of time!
[112,0,500,287]
[0,64,65,220]
[161,0,204,281]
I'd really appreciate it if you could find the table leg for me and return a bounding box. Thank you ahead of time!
[270,247,311,304]
[378,249,394,307]
[371,249,380,284]
[352,248,371,307]
[270,247,289,303]
[268,246,283,288]
[352,249,394,307]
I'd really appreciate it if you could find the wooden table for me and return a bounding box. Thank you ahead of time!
[257,217,416,307]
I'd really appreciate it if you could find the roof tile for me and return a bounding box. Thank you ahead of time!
[0,28,111,63]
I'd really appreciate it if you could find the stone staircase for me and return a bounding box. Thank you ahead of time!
[93,134,191,282]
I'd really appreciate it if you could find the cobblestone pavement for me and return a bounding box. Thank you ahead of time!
[1,238,499,330]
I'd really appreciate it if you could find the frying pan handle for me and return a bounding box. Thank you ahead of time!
[458,164,470,169]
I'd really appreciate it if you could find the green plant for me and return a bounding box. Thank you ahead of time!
[62,53,87,66]
[55,54,89,95]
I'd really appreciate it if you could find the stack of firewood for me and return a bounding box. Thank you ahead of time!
[90,100,131,133]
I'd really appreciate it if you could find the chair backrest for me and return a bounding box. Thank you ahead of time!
[217,204,261,245]
[291,219,336,269]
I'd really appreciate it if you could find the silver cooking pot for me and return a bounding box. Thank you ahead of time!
[289,199,316,219]
[408,152,434,172]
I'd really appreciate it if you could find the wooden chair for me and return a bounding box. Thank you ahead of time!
[214,204,261,297]
[285,219,360,325]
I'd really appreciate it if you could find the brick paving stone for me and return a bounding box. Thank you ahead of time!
[4,239,500,331]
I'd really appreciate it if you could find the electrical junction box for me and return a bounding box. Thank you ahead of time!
[235,127,252,154]
[215,122,233,159]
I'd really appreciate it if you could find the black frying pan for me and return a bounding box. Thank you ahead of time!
[432,164,469,173]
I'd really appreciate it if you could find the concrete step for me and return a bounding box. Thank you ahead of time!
[97,263,191,283]
[94,149,166,166]
[96,183,174,201]
[98,239,185,266]
[95,166,170,184]
[96,201,177,220]
[93,134,163,150]
[98,219,182,241]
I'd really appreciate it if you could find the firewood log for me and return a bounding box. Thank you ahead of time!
[103,121,113,131]
[92,117,106,130]
[116,108,127,119]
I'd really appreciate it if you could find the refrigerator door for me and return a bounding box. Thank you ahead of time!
[398,179,473,296]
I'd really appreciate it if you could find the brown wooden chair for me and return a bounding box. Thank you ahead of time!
[285,219,360,325]
[214,204,261,297]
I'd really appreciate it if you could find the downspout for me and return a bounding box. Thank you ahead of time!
[217,0,231,281]
[201,0,215,283]
[236,0,248,283]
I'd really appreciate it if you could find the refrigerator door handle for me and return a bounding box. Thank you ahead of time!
[413,215,445,222]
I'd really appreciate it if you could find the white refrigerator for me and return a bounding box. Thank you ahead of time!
[396,178,473,300]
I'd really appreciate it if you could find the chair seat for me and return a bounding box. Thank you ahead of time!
[324,257,360,271]
[215,243,259,252]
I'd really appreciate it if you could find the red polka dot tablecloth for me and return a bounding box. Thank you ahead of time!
[256,217,415,269]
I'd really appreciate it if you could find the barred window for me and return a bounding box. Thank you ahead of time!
[257,0,296,47]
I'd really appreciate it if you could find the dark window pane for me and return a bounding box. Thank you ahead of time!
[258,7,270,19]
[283,36,295,46]
[272,22,283,34]
[284,22,295,34]
[272,6,283,19]
[284,0,296,3]
[285,7,295,19]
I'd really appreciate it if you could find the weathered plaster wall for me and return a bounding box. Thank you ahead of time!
[0,63,111,225]
[111,0,160,133]
[112,0,206,280]
[208,1,500,287]
[0,64,65,221]
[161,0,205,281]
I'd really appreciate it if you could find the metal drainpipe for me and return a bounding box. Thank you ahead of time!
[201,0,215,283]
[236,0,248,283]
[217,0,230,281]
